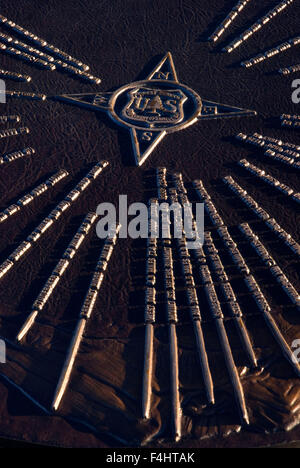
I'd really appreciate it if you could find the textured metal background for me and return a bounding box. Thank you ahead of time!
[0,0,299,447]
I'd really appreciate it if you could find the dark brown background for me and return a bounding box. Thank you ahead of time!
[0,0,299,448]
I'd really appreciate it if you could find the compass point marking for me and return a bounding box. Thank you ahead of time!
[147,51,179,82]
[131,128,166,166]
[55,53,257,166]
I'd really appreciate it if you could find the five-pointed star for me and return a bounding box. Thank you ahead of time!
[56,52,257,166]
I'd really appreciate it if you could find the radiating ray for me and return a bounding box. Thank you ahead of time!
[223,176,300,257]
[0,31,55,64]
[281,114,300,123]
[0,169,69,224]
[0,126,29,140]
[0,35,100,82]
[175,180,250,424]
[236,133,300,168]
[193,180,300,377]
[279,64,300,74]
[281,119,300,130]
[223,0,295,53]
[241,36,300,68]
[239,223,300,307]
[51,59,101,84]
[0,14,89,71]
[0,43,56,70]
[0,147,35,164]
[203,231,258,368]
[168,187,215,404]
[161,237,182,441]
[0,161,109,282]
[198,247,249,425]
[237,131,300,168]
[17,212,98,342]
[264,149,300,169]
[0,68,31,82]
[0,90,47,101]
[156,169,182,441]
[52,224,121,412]
[238,159,299,203]
[0,22,99,82]
[240,132,300,153]
[142,199,158,420]
[208,0,252,43]
[171,172,249,424]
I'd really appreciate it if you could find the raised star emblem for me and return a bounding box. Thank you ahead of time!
[56,52,257,166]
